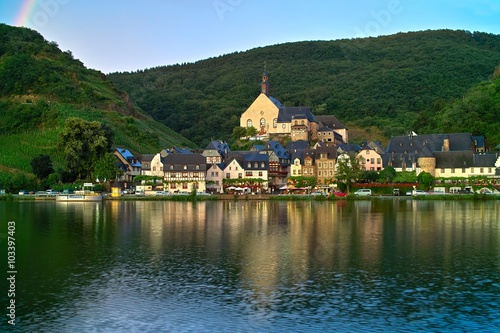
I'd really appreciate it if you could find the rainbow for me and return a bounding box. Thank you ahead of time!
[15,0,38,27]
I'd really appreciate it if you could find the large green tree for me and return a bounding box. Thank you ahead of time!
[93,153,123,183]
[58,117,114,180]
[335,153,364,194]
[30,154,54,179]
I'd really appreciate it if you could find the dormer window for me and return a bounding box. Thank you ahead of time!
[183,165,187,170]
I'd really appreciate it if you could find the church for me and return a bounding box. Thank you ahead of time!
[239,69,348,143]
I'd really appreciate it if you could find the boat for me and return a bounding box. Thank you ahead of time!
[56,183,103,202]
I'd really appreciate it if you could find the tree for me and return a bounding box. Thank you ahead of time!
[246,126,258,138]
[418,171,434,190]
[93,153,122,183]
[30,154,54,179]
[232,126,247,140]
[378,166,397,183]
[58,118,113,180]
[335,153,364,194]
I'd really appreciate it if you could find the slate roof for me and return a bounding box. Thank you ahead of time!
[204,140,230,156]
[337,143,362,153]
[161,153,207,171]
[286,140,310,153]
[385,133,474,154]
[268,96,284,108]
[277,107,316,123]
[316,115,345,129]
[115,148,142,167]
[263,140,290,159]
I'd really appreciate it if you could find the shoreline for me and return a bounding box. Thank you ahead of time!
[2,193,499,202]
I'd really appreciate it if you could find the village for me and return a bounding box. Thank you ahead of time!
[110,70,500,197]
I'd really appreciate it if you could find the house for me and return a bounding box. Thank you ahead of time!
[317,125,344,145]
[202,140,230,164]
[358,147,383,171]
[114,148,142,183]
[240,69,333,141]
[140,154,155,175]
[162,153,207,193]
[260,141,290,191]
[224,152,269,192]
[383,132,498,179]
[316,115,348,144]
[315,143,337,186]
[206,163,225,193]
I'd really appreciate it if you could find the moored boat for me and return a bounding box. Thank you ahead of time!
[56,183,102,202]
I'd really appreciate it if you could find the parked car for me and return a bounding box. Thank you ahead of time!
[311,191,326,196]
[333,191,347,197]
[196,191,211,196]
[135,190,145,196]
[155,191,171,196]
[18,190,29,195]
[354,189,372,196]
[414,190,428,196]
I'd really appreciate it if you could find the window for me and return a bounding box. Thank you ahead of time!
[254,162,258,168]
[170,183,176,189]
[293,169,297,175]
[261,162,265,168]
[215,171,219,177]
[160,167,163,171]
[377,158,381,164]
[259,172,263,177]
[247,119,252,127]
[480,168,484,173]
[247,162,251,168]
[238,173,242,178]
[260,118,266,127]
[282,124,286,129]
[319,171,322,176]
[215,180,219,185]
[182,172,188,177]
[153,166,156,171]
[273,118,277,128]
[371,158,374,164]
[211,172,215,177]
[195,165,200,170]
[462,168,466,173]
[441,168,445,173]
[194,172,199,178]
[170,165,174,170]
[451,168,455,174]
[171,172,176,178]
[182,183,188,189]
[183,165,187,170]
[246,171,253,177]
[226,173,230,178]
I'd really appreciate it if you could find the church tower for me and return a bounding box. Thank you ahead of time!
[261,66,269,96]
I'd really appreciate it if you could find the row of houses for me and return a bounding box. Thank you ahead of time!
[113,132,500,193]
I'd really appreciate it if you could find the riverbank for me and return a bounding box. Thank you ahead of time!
[2,193,499,201]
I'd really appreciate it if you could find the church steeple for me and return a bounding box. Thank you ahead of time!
[261,62,269,96]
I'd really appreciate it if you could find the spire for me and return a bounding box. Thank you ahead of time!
[261,62,269,95]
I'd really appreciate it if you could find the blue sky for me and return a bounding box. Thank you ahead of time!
[1,0,499,73]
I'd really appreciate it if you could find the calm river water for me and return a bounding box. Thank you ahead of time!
[1,199,499,332]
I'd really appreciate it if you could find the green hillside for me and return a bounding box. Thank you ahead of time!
[108,29,500,148]
[0,24,193,174]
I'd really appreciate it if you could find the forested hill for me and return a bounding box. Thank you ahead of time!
[108,29,500,148]
[0,24,193,173]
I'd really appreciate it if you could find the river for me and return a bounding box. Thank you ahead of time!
[1,199,499,332]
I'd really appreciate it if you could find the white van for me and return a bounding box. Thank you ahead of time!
[354,189,372,196]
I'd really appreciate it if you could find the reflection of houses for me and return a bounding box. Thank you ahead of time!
[162,153,207,193]
[383,133,498,180]
[114,148,142,182]
[240,69,347,143]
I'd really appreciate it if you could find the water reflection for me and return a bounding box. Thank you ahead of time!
[1,200,498,332]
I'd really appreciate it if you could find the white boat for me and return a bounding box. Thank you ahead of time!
[56,183,103,202]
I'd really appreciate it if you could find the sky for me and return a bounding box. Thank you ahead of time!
[1,0,499,73]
